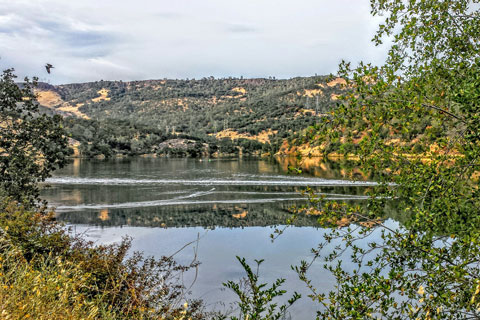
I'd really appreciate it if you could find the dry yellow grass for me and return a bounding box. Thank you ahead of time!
[297,89,323,97]
[35,90,63,108]
[294,108,319,118]
[57,103,89,119]
[231,87,247,94]
[214,129,277,144]
[175,98,189,111]
[326,77,347,87]
[0,238,116,320]
[330,93,341,101]
[35,90,90,119]
[92,88,111,102]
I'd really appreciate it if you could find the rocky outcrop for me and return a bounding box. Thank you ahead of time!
[157,139,208,157]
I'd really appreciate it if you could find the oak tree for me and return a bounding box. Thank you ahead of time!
[0,69,69,204]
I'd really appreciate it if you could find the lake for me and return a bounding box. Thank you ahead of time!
[41,157,395,319]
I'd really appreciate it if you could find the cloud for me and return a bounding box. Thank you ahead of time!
[0,14,23,34]
[39,21,107,45]
[226,23,258,34]
[0,0,389,84]
[0,12,117,60]
[154,12,184,20]
[88,57,131,71]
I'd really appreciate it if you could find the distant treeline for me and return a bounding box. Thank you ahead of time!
[63,118,268,158]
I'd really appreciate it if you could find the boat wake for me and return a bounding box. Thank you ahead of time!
[53,194,370,212]
[45,177,380,187]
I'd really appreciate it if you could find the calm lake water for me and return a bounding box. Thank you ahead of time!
[41,157,396,319]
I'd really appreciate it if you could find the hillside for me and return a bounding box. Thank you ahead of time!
[35,76,346,158]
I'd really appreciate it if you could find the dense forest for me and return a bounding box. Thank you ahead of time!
[35,76,344,158]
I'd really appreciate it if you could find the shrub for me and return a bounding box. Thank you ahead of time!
[0,200,207,319]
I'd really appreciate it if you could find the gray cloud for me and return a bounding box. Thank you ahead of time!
[36,20,116,51]
[0,13,28,34]
[0,0,389,84]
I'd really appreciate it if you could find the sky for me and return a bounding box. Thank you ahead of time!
[0,0,388,84]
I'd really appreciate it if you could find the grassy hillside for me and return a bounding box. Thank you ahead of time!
[35,76,346,157]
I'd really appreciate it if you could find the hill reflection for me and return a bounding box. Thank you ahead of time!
[45,157,397,229]
[57,201,318,228]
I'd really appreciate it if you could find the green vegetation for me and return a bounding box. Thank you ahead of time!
[0,69,207,320]
[288,0,480,319]
[0,70,69,203]
[0,201,206,320]
[221,257,300,320]
[1,69,303,319]
[4,0,479,318]
[36,76,343,158]
[63,117,205,158]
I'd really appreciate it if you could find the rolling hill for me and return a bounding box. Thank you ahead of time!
[35,76,346,157]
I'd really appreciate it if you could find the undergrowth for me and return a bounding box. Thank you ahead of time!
[0,200,206,320]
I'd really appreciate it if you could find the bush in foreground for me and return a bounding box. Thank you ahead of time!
[0,201,206,320]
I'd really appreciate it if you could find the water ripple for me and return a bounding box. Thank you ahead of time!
[45,177,381,187]
[53,195,370,212]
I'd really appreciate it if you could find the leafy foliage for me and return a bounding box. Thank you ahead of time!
[292,1,480,319]
[222,256,300,320]
[0,69,69,202]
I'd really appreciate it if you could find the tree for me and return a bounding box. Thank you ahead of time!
[0,69,69,204]
[294,1,480,319]
[0,69,207,320]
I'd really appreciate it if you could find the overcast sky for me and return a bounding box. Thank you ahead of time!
[0,0,388,84]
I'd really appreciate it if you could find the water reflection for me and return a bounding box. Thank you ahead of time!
[42,157,380,228]
[275,156,372,181]
[42,157,398,320]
